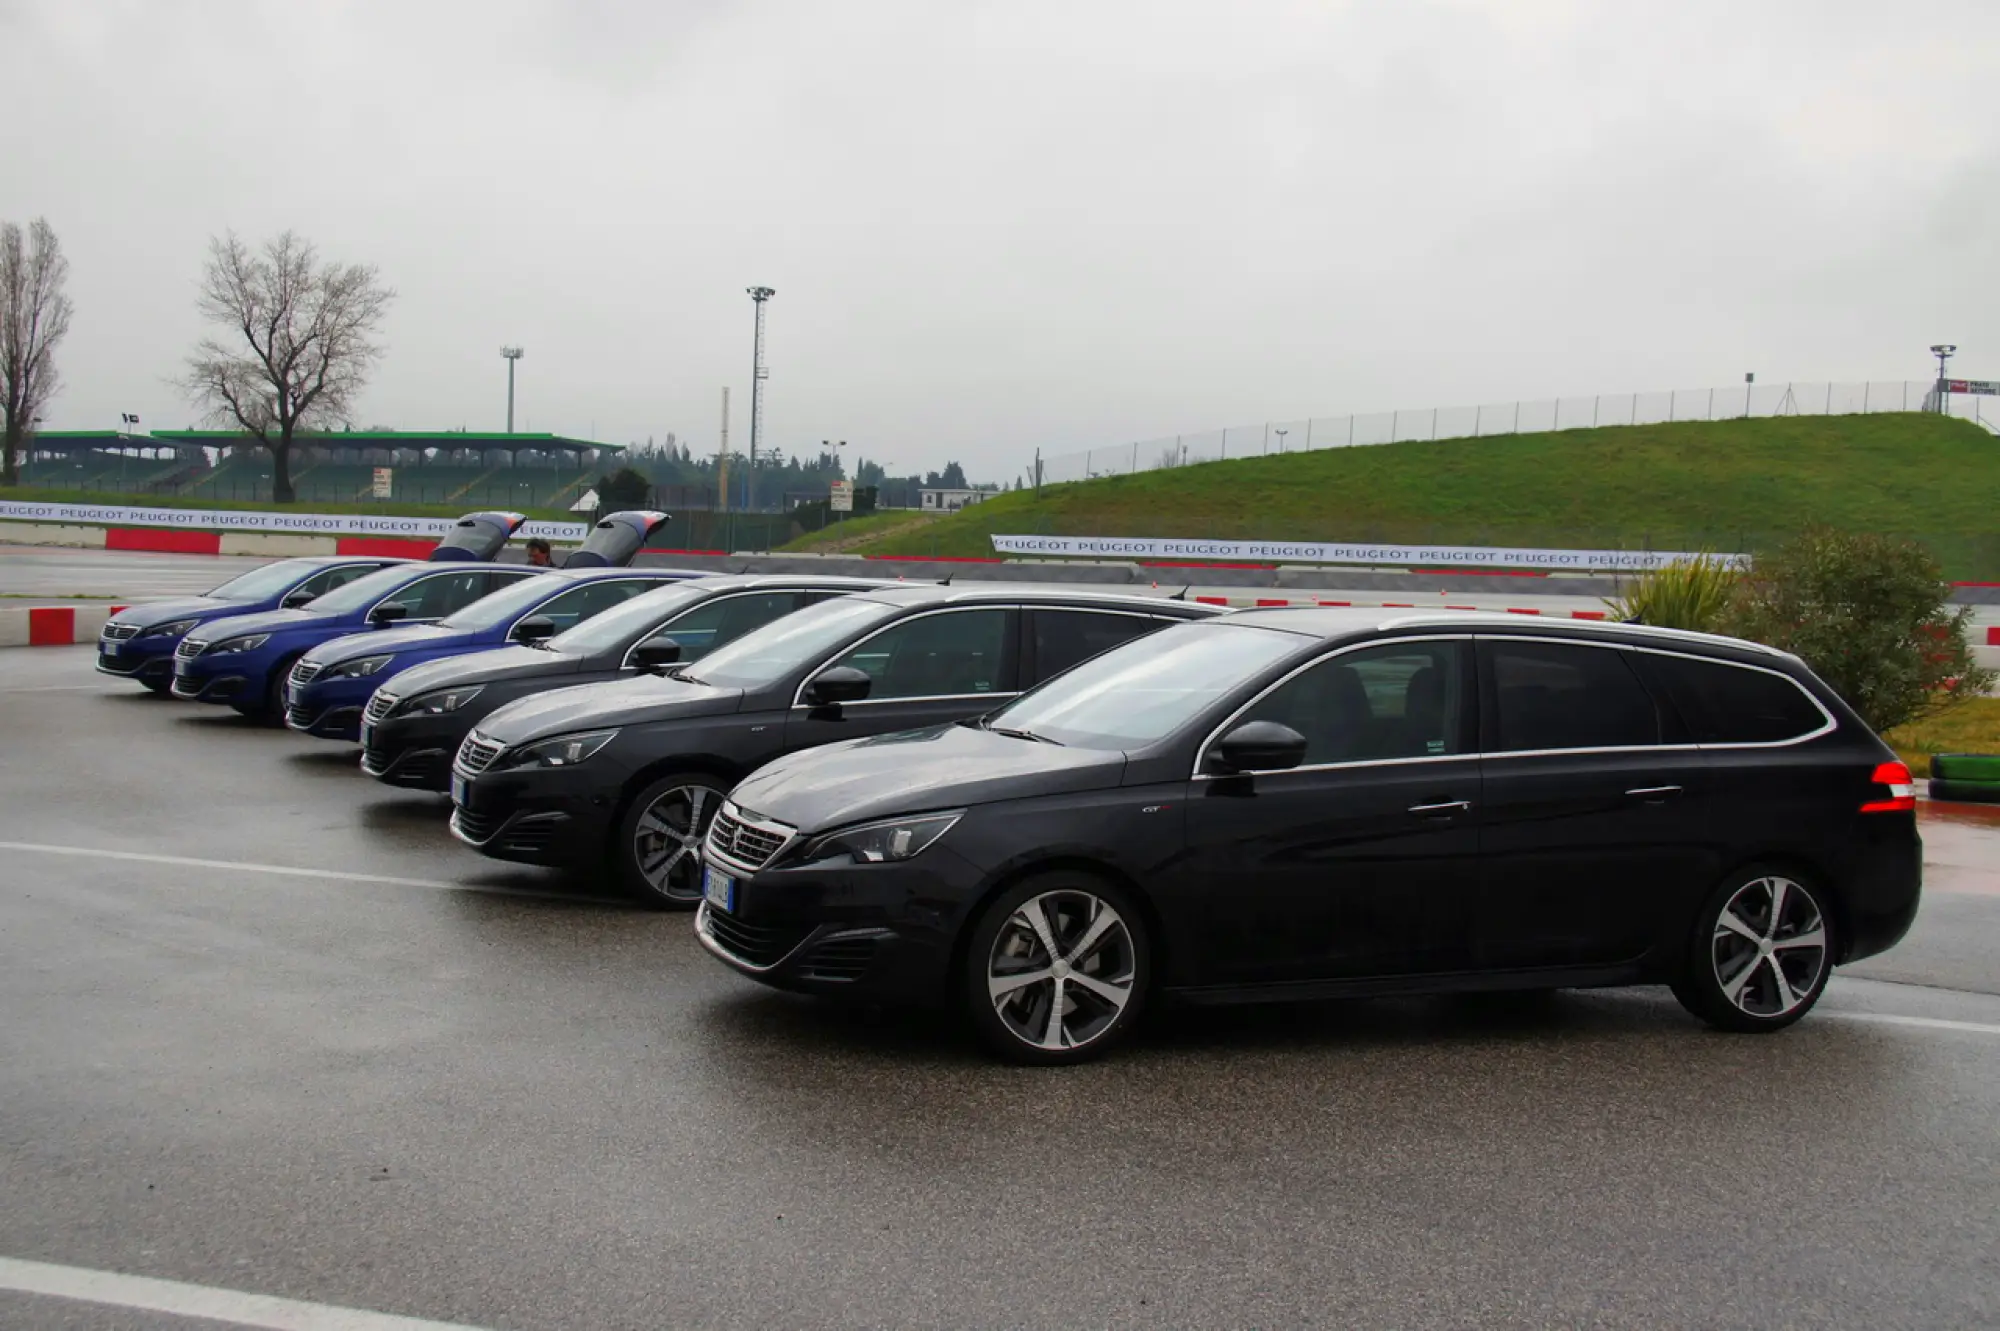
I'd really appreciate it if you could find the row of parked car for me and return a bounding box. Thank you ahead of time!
[97,512,1924,1062]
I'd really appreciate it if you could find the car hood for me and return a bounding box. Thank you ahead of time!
[304,624,455,665]
[385,644,588,699]
[475,672,743,744]
[107,596,238,628]
[729,721,1127,834]
[185,607,322,642]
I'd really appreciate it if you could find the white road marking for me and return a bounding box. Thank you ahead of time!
[0,1255,498,1330]
[1823,1011,2000,1037]
[0,840,457,890]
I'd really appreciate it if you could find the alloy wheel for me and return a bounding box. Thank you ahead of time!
[631,784,719,902]
[1709,875,1829,1020]
[986,889,1137,1053]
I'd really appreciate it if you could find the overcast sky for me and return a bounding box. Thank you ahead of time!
[4,0,1995,481]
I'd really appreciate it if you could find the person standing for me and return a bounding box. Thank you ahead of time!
[525,538,555,567]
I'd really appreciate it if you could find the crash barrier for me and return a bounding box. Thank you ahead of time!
[1929,754,2000,805]
[0,603,127,647]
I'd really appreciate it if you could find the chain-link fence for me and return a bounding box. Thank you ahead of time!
[1033,381,1994,485]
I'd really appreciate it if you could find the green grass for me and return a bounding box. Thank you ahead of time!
[774,511,940,553]
[844,415,2000,578]
[0,485,582,525]
[1884,698,2000,774]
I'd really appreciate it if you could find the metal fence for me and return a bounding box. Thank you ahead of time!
[1033,381,1995,485]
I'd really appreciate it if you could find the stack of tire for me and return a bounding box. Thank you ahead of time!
[1929,753,2000,804]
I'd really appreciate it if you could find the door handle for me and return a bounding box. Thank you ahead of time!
[1407,799,1471,817]
[1625,785,1683,800]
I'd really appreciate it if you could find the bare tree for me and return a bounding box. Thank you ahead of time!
[182,231,394,502]
[0,218,75,486]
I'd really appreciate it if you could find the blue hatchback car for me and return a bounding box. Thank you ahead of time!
[96,556,406,693]
[171,511,531,719]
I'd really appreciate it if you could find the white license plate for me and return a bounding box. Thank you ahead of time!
[703,865,735,913]
[451,774,469,806]
[102,643,119,658]
[360,719,374,748]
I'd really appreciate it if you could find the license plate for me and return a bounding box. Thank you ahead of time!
[451,774,469,806]
[360,719,374,748]
[175,660,191,677]
[703,865,735,913]
[102,643,119,658]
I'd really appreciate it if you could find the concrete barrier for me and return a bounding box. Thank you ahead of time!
[0,603,126,647]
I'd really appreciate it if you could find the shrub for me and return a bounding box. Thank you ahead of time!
[1605,554,1741,632]
[1720,527,1995,733]
[595,467,652,509]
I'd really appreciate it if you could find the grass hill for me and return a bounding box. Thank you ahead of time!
[821,414,2000,578]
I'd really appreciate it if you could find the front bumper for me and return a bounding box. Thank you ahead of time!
[448,762,619,867]
[170,655,251,703]
[96,636,177,682]
[692,846,979,1003]
[361,711,477,793]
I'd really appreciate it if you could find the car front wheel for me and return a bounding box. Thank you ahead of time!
[964,872,1150,1065]
[616,773,729,910]
[1672,869,1835,1033]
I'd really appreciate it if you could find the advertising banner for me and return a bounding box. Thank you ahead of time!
[370,467,394,499]
[0,500,589,542]
[989,534,1734,572]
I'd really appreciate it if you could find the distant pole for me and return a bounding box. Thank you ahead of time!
[717,386,731,514]
[1033,446,1042,496]
[1931,344,1957,414]
[1744,371,1754,418]
[500,347,524,432]
[1275,428,1288,454]
[746,287,775,508]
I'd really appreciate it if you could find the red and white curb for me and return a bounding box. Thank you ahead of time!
[0,603,128,647]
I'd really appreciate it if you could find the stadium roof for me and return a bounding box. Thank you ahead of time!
[148,429,622,455]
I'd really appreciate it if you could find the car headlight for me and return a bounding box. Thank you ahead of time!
[498,729,617,770]
[208,634,270,655]
[140,618,198,639]
[401,685,483,716]
[796,811,963,865]
[324,654,394,680]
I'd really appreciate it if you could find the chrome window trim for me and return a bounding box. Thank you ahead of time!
[616,588,796,672]
[1191,634,1473,778]
[1625,643,1837,749]
[789,604,1019,708]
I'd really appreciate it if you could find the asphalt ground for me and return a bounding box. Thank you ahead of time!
[2,644,1998,1330]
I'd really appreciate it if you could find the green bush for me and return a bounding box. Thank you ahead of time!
[1606,554,1741,632]
[1720,527,1995,733]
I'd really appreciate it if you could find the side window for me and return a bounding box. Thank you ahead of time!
[1243,641,1465,764]
[386,572,492,620]
[1639,653,1828,744]
[1484,640,1661,753]
[296,562,381,598]
[643,592,805,663]
[1032,610,1169,684]
[528,579,654,632]
[829,608,1013,700]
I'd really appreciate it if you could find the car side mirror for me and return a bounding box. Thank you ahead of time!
[630,639,682,672]
[804,665,873,707]
[1210,721,1308,773]
[369,603,408,625]
[512,615,556,643]
[281,590,317,609]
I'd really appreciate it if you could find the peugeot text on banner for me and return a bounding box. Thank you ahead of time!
[988,534,1739,571]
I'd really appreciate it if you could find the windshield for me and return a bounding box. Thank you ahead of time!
[682,596,900,689]
[205,559,321,602]
[983,620,1305,750]
[301,563,427,615]
[436,572,562,631]
[546,582,712,654]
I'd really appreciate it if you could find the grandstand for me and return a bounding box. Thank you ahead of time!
[14,429,619,507]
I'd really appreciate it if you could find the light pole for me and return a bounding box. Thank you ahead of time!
[746,287,775,510]
[500,347,524,433]
[1931,344,1957,415]
[1275,427,1289,454]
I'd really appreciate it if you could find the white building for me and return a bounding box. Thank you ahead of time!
[919,487,990,513]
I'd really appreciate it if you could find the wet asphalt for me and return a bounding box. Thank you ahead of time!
[2,643,1998,1330]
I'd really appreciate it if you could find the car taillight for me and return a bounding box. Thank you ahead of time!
[1860,761,1916,813]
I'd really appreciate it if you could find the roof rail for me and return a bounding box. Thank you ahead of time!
[1374,610,1785,655]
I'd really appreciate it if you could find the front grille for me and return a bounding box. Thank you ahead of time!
[364,690,398,724]
[98,651,139,673]
[702,907,811,969]
[706,804,794,870]
[452,806,505,843]
[289,660,324,688]
[102,623,140,641]
[176,638,205,660]
[457,732,503,775]
[796,936,881,982]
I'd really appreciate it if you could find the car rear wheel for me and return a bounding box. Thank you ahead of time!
[616,773,729,910]
[1672,869,1835,1033]
[964,872,1150,1065]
